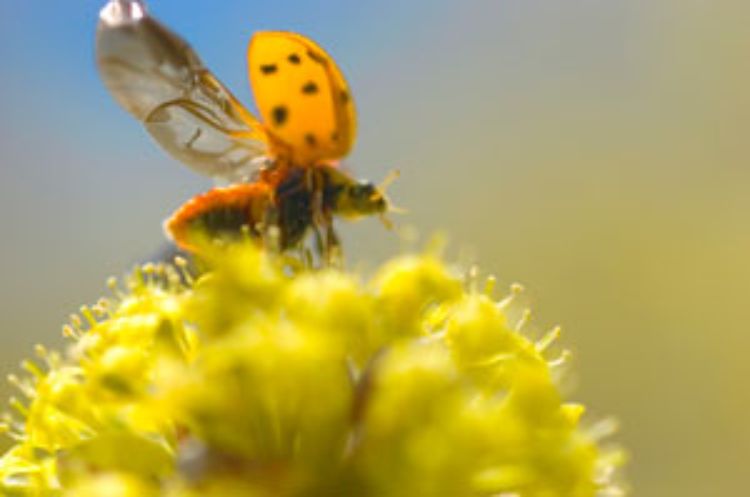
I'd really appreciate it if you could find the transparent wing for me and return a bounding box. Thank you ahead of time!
[96,0,268,182]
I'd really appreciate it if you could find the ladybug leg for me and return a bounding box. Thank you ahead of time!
[260,203,282,252]
[309,169,325,224]
[307,168,329,260]
[304,167,343,266]
[311,221,326,260]
[324,218,343,267]
[309,210,340,267]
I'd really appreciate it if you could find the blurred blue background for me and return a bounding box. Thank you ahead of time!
[1,1,749,495]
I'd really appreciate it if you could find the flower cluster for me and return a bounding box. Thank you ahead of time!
[0,243,623,496]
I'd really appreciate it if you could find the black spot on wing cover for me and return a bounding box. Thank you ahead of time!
[306,49,327,65]
[301,81,319,95]
[260,64,278,75]
[272,106,289,126]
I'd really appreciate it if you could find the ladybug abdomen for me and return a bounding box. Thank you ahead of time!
[164,183,273,251]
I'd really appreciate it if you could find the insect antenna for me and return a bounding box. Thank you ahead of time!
[377,170,408,216]
[375,169,400,195]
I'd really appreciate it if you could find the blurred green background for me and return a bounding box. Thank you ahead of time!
[1,1,747,495]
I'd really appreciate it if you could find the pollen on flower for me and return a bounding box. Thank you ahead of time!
[0,242,625,496]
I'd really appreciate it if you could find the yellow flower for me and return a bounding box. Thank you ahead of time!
[0,242,624,496]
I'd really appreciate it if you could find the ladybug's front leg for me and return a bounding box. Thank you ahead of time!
[324,218,343,268]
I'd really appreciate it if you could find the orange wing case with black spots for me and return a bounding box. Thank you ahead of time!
[248,32,357,166]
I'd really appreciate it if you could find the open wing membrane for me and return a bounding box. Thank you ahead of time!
[96,0,267,182]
